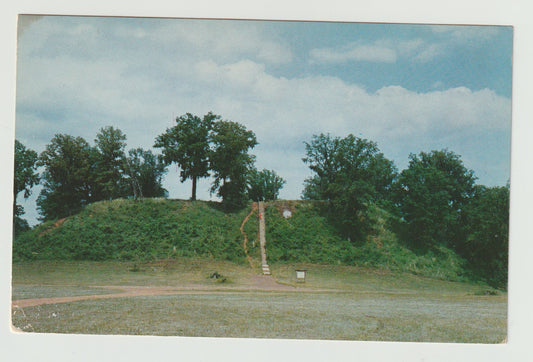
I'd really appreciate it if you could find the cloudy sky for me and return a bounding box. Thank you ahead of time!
[15,15,512,225]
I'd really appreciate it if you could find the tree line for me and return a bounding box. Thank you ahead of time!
[14,113,509,287]
[302,133,509,287]
[13,112,285,229]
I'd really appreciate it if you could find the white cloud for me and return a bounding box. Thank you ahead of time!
[184,57,510,146]
[15,17,511,225]
[395,39,425,56]
[431,81,445,90]
[430,25,501,42]
[412,43,443,62]
[310,38,446,64]
[310,42,397,63]
[308,25,503,66]
[143,19,293,65]
[189,60,511,202]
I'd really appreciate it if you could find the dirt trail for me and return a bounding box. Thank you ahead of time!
[240,202,258,269]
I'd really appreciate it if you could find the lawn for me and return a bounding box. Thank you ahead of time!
[11,259,507,343]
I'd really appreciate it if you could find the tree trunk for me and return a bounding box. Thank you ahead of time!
[191,176,197,201]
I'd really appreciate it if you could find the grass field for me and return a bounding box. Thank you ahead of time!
[11,259,507,343]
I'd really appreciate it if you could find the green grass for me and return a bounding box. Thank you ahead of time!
[12,259,257,288]
[11,291,506,342]
[270,263,498,295]
[11,259,506,342]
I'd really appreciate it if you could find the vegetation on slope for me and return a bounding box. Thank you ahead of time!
[13,199,250,262]
[14,198,470,284]
[264,201,467,282]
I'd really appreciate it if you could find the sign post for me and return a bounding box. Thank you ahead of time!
[295,269,306,282]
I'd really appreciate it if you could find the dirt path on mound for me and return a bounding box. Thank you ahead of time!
[240,203,258,269]
[12,275,325,309]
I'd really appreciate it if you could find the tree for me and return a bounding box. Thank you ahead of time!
[154,112,218,200]
[395,149,476,250]
[93,126,128,200]
[302,133,397,241]
[459,184,509,288]
[37,134,97,220]
[302,133,342,201]
[13,140,40,233]
[209,120,258,210]
[123,148,168,200]
[246,168,286,202]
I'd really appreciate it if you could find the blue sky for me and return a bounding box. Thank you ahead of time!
[15,16,512,225]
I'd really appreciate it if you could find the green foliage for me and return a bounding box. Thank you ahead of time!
[459,185,509,288]
[14,198,475,284]
[209,120,258,211]
[394,150,476,250]
[246,168,286,202]
[36,128,167,215]
[13,204,31,235]
[154,112,218,200]
[37,134,98,221]
[13,140,40,235]
[123,148,168,199]
[93,126,128,200]
[264,201,350,264]
[14,199,249,262]
[263,202,467,282]
[14,140,40,200]
[302,133,397,241]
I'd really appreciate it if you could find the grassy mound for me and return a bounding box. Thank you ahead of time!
[14,199,250,262]
[14,198,469,282]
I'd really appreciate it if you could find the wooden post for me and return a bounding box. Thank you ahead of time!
[258,201,270,275]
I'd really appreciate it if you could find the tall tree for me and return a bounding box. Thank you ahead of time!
[302,133,397,241]
[209,120,258,210]
[93,126,128,200]
[37,134,97,220]
[154,112,218,200]
[123,148,168,200]
[13,140,40,233]
[459,184,509,288]
[395,149,476,250]
[246,168,286,202]
[302,133,343,201]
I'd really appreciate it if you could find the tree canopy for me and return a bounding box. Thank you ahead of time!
[37,134,97,220]
[154,112,218,200]
[14,140,40,233]
[246,168,286,202]
[14,140,40,200]
[94,126,128,200]
[123,148,168,200]
[302,133,397,241]
[394,149,476,250]
[459,184,509,288]
[209,120,258,210]
[36,129,168,220]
